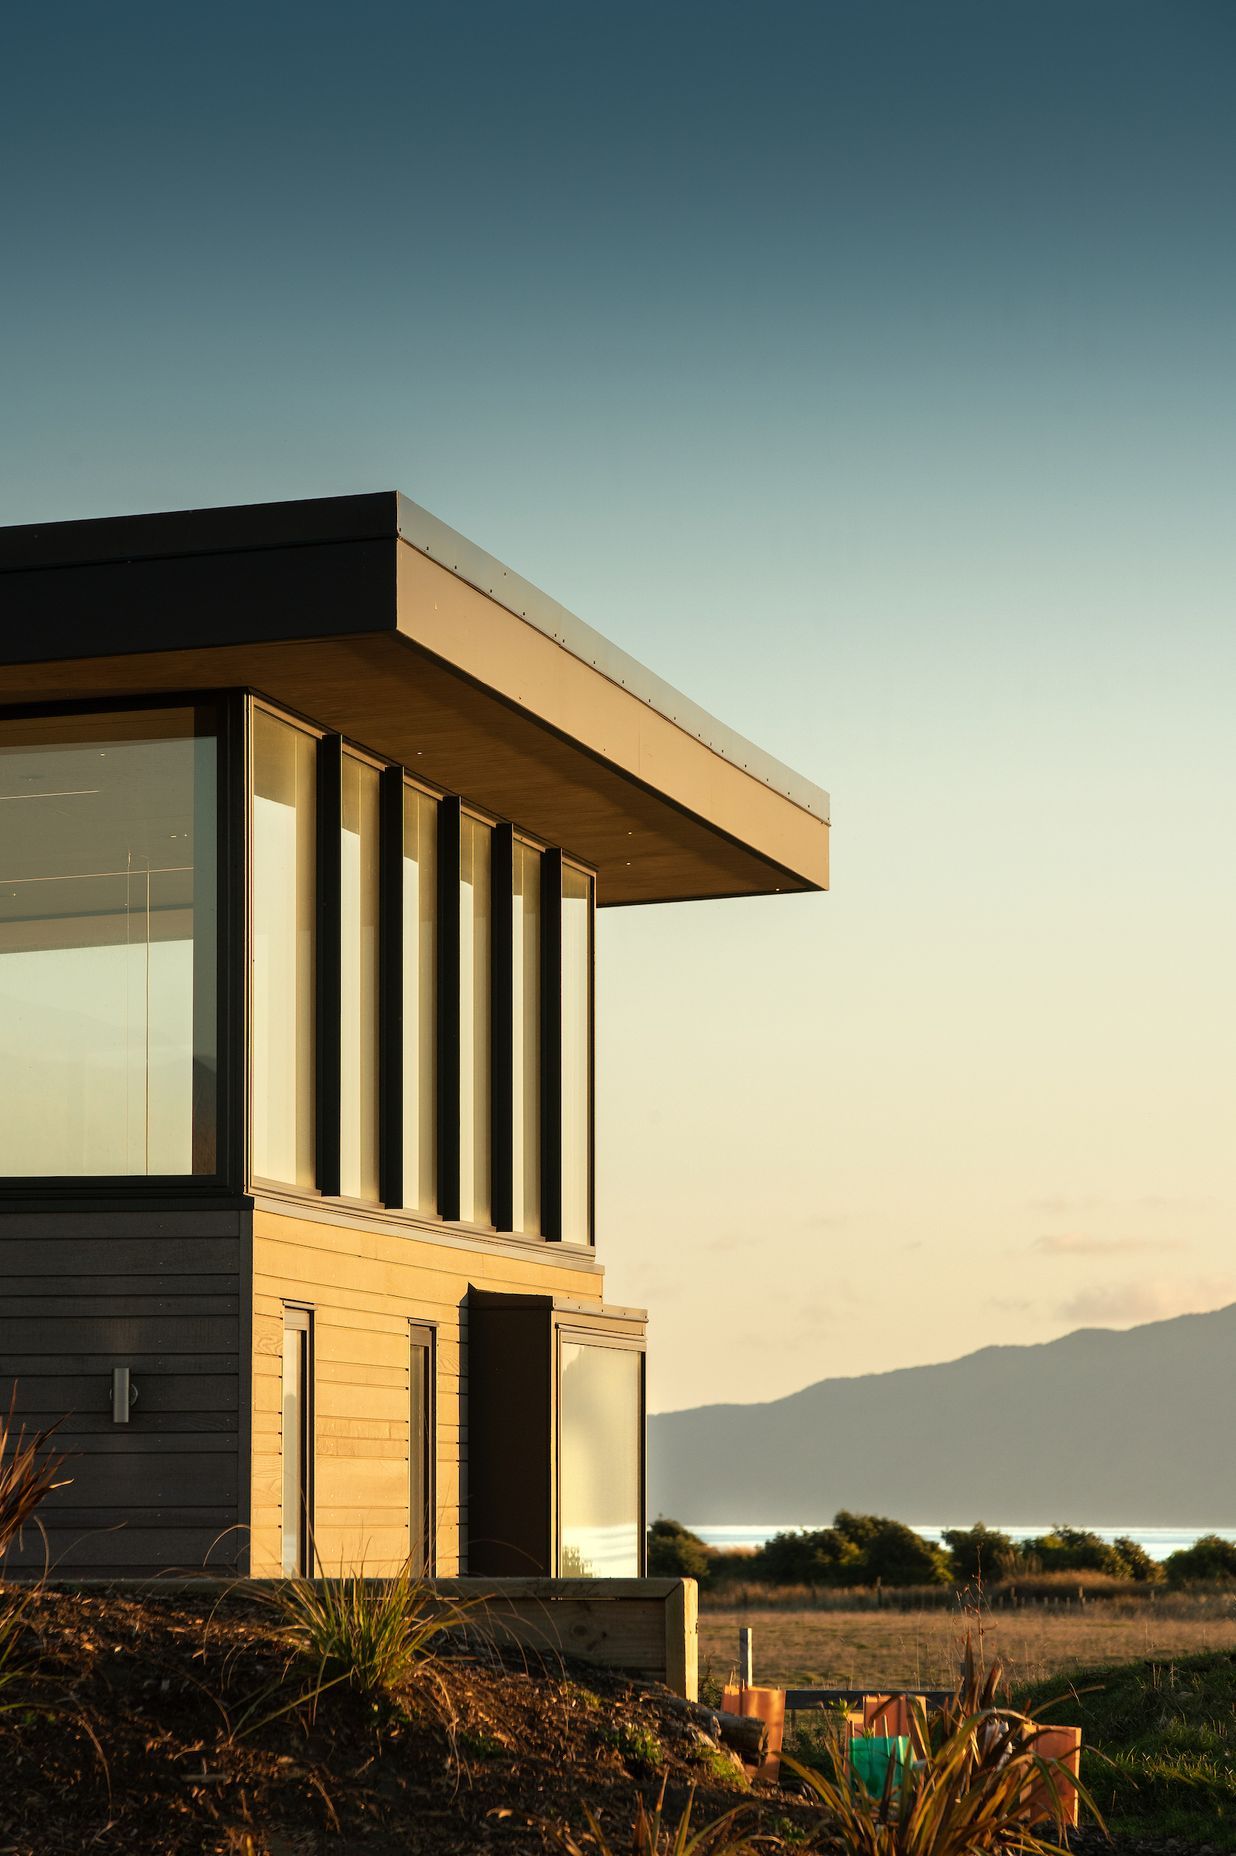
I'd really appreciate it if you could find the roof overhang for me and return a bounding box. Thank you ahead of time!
[0,492,829,907]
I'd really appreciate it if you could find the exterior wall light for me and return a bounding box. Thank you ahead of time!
[111,1367,138,1424]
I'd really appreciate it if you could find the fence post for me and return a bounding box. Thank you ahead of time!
[738,1625,754,1687]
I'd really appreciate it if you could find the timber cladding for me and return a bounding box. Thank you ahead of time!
[0,1205,247,1578]
[249,1205,605,1578]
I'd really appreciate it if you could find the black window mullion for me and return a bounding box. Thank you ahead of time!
[540,849,563,1241]
[491,825,514,1232]
[379,768,405,1210]
[437,797,462,1221]
[316,734,343,1198]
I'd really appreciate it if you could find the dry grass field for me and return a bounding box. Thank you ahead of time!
[699,1593,1236,1689]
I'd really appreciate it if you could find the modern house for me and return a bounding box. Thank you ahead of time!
[0,493,828,1581]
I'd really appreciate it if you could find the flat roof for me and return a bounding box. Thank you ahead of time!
[0,493,829,906]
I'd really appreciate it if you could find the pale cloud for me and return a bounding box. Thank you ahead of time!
[1033,1233,1185,1257]
[1028,1194,1211,1216]
[1057,1278,1236,1326]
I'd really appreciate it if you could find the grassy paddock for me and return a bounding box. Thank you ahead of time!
[699,1592,1236,1689]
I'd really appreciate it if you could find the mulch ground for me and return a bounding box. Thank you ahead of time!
[0,1587,809,1855]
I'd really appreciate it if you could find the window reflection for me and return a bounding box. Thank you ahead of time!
[402,788,438,1215]
[252,713,316,1188]
[561,866,592,1242]
[559,1340,641,1576]
[340,756,380,1201]
[512,841,541,1235]
[0,706,217,1177]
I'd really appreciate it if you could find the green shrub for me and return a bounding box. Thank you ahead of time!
[647,1516,713,1581]
[941,1523,1020,1583]
[1018,1525,1128,1577]
[756,1513,950,1588]
[1110,1535,1165,1582]
[1163,1534,1236,1583]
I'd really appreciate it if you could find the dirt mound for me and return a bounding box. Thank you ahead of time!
[0,1587,801,1854]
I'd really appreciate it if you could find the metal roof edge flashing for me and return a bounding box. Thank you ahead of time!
[396,494,830,824]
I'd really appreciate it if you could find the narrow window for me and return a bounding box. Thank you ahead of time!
[459,816,492,1225]
[511,841,541,1235]
[281,1308,312,1576]
[402,789,438,1213]
[409,1323,436,1574]
[252,712,316,1188]
[560,866,593,1243]
[340,755,380,1200]
[0,705,218,1178]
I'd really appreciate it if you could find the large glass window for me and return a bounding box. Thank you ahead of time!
[459,816,492,1224]
[252,711,316,1188]
[561,866,592,1242]
[340,755,380,1201]
[559,1338,642,1576]
[402,788,437,1214]
[512,841,541,1235]
[0,705,217,1177]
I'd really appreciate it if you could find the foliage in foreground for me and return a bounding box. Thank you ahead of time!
[1018,1649,1236,1844]
[255,1556,470,1712]
[547,1778,761,1855]
[0,1396,69,1563]
[787,1642,1095,1856]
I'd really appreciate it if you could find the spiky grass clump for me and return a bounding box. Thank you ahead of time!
[549,1777,761,1855]
[259,1557,472,1714]
[0,1394,69,1563]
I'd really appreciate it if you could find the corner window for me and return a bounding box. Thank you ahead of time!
[0,705,218,1178]
[559,1337,642,1576]
[252,711,316,1189]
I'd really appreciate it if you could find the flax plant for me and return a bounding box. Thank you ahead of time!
[0,1395,69,1562]
[243,1553,479,1736]
[549,1778,762,1856]
[786,1641,1106,1856]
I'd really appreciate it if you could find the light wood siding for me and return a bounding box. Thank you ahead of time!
[250,1205,604,1577]
[0,1206,247,1578]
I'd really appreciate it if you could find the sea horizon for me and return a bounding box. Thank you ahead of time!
[687,1523,1236,1562]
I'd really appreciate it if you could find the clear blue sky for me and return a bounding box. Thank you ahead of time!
[4,1,1234,1409]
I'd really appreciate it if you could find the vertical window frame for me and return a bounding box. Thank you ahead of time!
[408,1319,437,1575]
[281,1303,314,1577]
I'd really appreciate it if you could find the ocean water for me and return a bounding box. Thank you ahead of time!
[687,1523,1236,1562]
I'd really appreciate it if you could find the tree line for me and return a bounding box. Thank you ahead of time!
[648,1513,1236,1587]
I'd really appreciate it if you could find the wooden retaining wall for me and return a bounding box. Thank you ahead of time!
[437,1577,698,1700]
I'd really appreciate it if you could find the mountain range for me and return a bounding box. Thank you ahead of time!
[648,1302,1236,1526]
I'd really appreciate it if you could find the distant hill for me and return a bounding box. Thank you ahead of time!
[648,1303,1236,1525]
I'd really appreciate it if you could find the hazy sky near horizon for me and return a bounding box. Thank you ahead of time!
[3,3,1234,1412]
